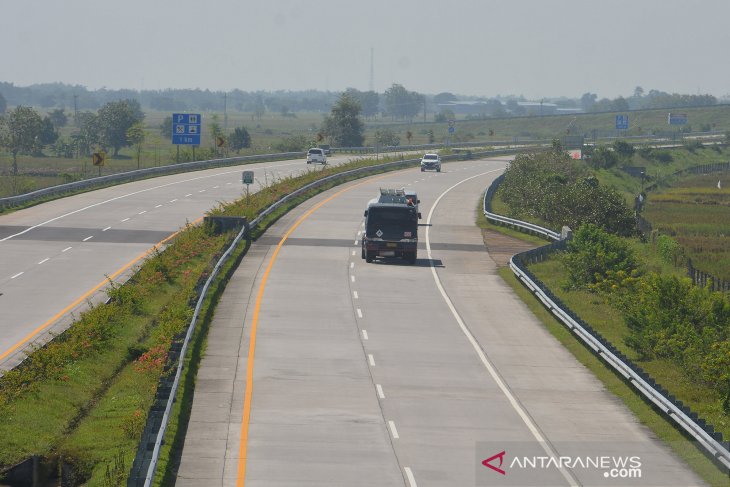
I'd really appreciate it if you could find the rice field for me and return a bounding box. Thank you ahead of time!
[644,172,730,279]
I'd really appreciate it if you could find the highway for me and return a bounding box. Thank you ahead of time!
[174,156,703,486]
[0,155,348,370]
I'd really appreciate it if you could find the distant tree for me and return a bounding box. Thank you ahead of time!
[126,122,146,168]
[96,100,145,156]
[229,126,251,153]
[374,128,400,147]
[612,96,630,112]
[384,84,423,121]
[433,92,457,105]
[48,108,68,129]
[580,92,597,111]
[0,106,44,175]
[159,116,172,138]
[73,111,99,157]
[633,86,644,98]
[208,114,223,142]
[345,88,379,119]
[0,92,6,114]
[322,93,364,147]
[38,116,59,147]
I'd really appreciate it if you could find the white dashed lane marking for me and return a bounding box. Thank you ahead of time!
[121,218,130,222]
[11,272,24,279]
[388,421,399,439]
[368,354,375,366]
[102,226,111,232]
[38,258,49,265]
[82,236,93,242]
[62,247,72,253]
[376,384,385,399]
[362,330,368,340]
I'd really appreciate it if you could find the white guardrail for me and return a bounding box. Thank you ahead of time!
[482,182,730,472]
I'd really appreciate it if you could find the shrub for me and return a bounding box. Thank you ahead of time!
[613,140,635,158]
[590,146,619,169]
[561,224,639,290]
[621,273,730,408]
[655,234,683,265]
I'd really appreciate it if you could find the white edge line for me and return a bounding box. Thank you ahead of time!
[388,420,399,439]
[404,467,417,487]
[425,168,579,487]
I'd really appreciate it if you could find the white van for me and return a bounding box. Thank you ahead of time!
[306,148,327,164]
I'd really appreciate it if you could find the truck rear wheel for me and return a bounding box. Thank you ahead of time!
[366,251,375,263]
[406,252,417,265]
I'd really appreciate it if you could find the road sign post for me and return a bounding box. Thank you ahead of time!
[242,170,254,204]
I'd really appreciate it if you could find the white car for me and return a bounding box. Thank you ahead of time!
[420,153,441,172]
[306,147,327,164]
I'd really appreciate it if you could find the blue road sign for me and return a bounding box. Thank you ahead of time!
[615,114,629,130]
[668,113,688,125]
[172,113,202,145]
[448,126,455,134]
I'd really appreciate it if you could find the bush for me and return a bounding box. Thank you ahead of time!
[590,146,619,169]
[561,224,639,290]
[621,273,730,403]
[655,234,683,265]
[613,140,635,158]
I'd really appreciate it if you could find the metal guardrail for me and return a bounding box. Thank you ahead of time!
[482,176,730,472]
[0,152,305,210]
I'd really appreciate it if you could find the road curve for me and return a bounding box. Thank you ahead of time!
[0,155,350,370]
[175,157,703,487]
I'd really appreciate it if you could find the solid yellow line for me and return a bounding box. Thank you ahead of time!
[236,175,387,486]
[0,217,203,364]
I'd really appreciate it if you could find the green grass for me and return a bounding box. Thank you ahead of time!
[498,266,730,487]
[643,171,730,279]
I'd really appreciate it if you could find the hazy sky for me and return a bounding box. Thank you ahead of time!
[3,0,729,99]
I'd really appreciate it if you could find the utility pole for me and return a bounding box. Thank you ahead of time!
[223,93,228,134]
[369,47,374,92]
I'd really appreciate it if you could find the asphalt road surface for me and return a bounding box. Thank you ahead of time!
[175,157,704,487]
[0,155,349,370]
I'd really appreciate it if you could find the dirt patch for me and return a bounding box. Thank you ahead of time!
[480,228,541,267]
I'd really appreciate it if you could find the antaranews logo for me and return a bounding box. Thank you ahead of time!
[481,450,506,475]
[481,450,642,480]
